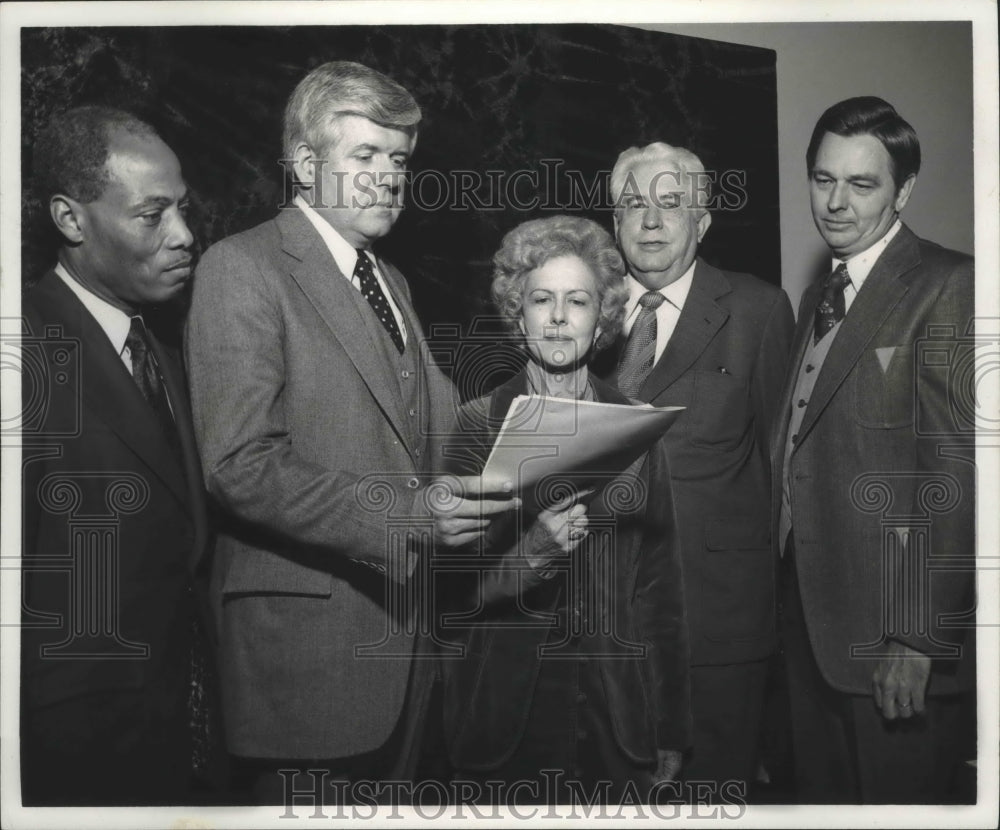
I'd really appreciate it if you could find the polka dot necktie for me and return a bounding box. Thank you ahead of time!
[354,249,405,354]
[813,262,852,343]
[617,290,666,398]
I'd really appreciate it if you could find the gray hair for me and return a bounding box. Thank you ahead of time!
[282,61,421,158]
[610,142,710,216]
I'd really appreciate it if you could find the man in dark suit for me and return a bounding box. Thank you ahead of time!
[184,61,515,802]
[775,96,975,803]
[20,106,210,804]
[601,142,795,798]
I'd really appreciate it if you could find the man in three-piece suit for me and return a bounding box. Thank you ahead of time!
[185,61,515,801]
[20,106,210,804]
[600,142,795,797]
[775,96,976,803]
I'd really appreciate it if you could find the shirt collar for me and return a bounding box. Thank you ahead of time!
[54,262,133,357]
[833,218,902,291]
[294,194,364,279]
[626,258,697,313]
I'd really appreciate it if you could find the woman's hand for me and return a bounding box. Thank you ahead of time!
[524,490,591,569]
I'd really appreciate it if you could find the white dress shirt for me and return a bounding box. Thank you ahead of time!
[834,218,902,313]
[294,195,407,345]
[55,262,135,374]
[621,260,697,363]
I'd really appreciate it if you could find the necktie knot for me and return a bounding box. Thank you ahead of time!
[125,315,148,354]
[638,290,666,311]
[825,262,851,293]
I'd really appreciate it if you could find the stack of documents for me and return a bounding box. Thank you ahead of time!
[480,395,684,510]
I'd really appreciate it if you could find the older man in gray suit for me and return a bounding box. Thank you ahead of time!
[185,61,515,802]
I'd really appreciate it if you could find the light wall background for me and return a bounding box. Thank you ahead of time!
[640,22,974,313]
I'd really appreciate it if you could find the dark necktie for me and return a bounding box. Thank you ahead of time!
[354,250,404,354]
[125,317,178,447]
[617,290,666,398]
[814,262,852,343]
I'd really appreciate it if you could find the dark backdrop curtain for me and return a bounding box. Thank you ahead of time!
[22,24,778,396]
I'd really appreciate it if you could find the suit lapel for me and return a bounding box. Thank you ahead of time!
[30,272,191,510]
[794,225,920,446]
[277,209,412,452]
[640,259,731,400]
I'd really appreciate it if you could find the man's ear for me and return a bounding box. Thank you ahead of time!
[894,174,916,213]
[696,210,712,243]
[291,142,318,187]
[49,195,85,244]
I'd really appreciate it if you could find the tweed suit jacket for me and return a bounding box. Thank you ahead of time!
[772,224,976,695]
[185,206,455,759]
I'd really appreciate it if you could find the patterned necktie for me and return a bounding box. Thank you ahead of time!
[617,290,666,398]
[813,262,852,343]
[125,317,178,447]
[354,249,405,354]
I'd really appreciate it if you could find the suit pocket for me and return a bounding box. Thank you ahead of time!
[702,517,775,642]
[220,545,333,597]
[688,370,751,450]
[853,345,914,428]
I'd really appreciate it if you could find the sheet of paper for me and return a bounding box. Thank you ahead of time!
[480,395,684,510]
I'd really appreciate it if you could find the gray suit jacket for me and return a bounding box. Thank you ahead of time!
[772,224,976,696]
[185,206,455,759]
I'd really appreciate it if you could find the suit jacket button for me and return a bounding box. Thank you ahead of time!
[401,370,411,379]
[407,477,419,489]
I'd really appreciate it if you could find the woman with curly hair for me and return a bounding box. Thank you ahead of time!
[439,214,691,805]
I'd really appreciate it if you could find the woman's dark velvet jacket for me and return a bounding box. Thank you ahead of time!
[436,369,692,771]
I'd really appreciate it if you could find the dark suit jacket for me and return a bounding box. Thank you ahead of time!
[597,258,794,666]
[772,224,976,696]
[438,371,692,770]
[20,270,208,793]
[185,206,455,761]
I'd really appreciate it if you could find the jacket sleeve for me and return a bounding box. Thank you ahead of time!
[184,236,419,578]
[633,441,692,751]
